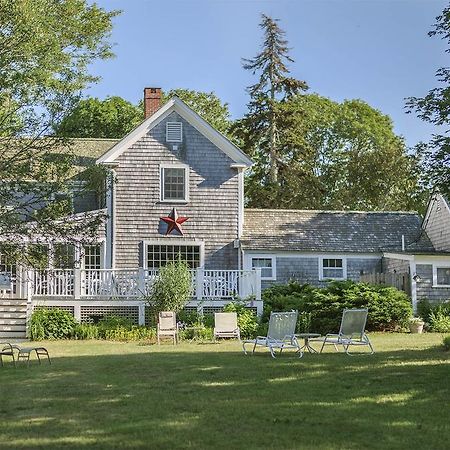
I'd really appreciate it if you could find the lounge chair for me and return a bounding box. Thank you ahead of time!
[157,311,179,345]
[317,308,374,355]
[0,343,51,367]
[242,311,302,358]
[0,342,16,367]
[214,312,240,341]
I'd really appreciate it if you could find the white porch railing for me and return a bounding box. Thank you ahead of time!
[30,268,261,301]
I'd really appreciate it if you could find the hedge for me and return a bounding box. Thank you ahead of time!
[262,280,413,334]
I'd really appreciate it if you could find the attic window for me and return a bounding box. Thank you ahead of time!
[166,122,183,143]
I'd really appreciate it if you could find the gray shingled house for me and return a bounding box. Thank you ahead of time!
[1,88,450,338]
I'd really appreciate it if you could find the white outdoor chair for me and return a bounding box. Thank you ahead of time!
[242,311,302,358]
[157,311,179,345]
[214,312,241,341]
[317,308,374,355]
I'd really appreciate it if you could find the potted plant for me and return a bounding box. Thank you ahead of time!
[409,317,425,334]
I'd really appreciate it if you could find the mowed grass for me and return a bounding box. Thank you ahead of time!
[0,334,449,449]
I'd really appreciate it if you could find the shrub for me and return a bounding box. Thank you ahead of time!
[262,280,413,334]
[417,299,450,332]
[145,257,192,318]
[223,302,259,339]
[72,323,99,340]
[30,308,77,340]
[429,307,450,333]
[443,336,450,351]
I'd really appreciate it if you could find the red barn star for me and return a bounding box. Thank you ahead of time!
[160,208,189,235]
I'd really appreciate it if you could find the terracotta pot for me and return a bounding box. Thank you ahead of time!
[409,322,424,334]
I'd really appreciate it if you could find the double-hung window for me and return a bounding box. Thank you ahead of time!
[250,256,276,280]
[433,266,450,287]
[160,164,188,202]
[320,257,346,280]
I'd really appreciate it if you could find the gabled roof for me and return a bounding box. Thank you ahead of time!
[242,208,436,253]
[96,97,253,167]
[422,191,450,228]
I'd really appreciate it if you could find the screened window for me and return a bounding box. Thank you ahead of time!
[251,257,274,280]
[436,267,450,286]
[147,244,200,269]
[84,245,102,270]
[322,258,344,279]
[161,167,187,201]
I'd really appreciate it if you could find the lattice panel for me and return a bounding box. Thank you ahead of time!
[202,306,224,315]
[33,305,75,315]
[81,306,139,324]
[183,306,198,314]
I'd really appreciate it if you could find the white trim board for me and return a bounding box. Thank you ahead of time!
[96,97,253,167]
[243,251,382,260]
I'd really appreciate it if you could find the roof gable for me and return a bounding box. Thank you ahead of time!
[96,97,253,167]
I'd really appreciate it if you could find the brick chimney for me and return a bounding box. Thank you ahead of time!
[143,87,162,119]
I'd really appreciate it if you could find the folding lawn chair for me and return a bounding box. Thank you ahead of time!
[317,308,374,355]
[242,311,302,358]
[214,312,241,341]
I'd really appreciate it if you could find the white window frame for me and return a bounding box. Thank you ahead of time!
[166,122,183,143]
[319,256,347,281]
[82,243,105,270]
[249,255,276,281]
[160,163,189,203]
[432,264,450,287]
[143,239,204,270]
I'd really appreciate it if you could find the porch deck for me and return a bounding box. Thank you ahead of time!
[1,268,263,328]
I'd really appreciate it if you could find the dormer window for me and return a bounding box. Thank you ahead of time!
[160,164,189,202]
[166,122,183,142]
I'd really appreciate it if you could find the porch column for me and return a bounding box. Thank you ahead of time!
[195,268,204,301]
[74,268,81,300]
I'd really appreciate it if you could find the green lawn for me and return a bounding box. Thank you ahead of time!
[0,334,449,449]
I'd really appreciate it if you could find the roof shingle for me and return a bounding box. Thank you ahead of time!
[242,208,436,253]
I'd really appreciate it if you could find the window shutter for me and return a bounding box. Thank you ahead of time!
[138,241,145,268]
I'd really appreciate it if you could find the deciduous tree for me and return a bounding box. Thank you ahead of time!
[56,96,143,139]
[0,0,118,265]
[406,5,450,198]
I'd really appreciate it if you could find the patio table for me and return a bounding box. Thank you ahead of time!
[295,333,321,353]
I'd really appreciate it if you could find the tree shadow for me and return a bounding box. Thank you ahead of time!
[0,344,448,449]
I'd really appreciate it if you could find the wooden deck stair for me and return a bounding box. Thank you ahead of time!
[0,299,27,339]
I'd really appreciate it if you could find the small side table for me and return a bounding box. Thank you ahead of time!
[295,333,321,353]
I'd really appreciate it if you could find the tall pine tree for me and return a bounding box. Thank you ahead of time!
[234,14,307,204]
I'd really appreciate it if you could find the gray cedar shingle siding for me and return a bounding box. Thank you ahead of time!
[261,256,381,289]
[416,264,450,303]
[113,112,239,269]
[242,209,434,253]
[347,258,381,279]
[423,194,450,252]
[382,257,410,274]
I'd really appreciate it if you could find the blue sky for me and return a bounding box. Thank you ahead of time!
[87,0,448,148]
